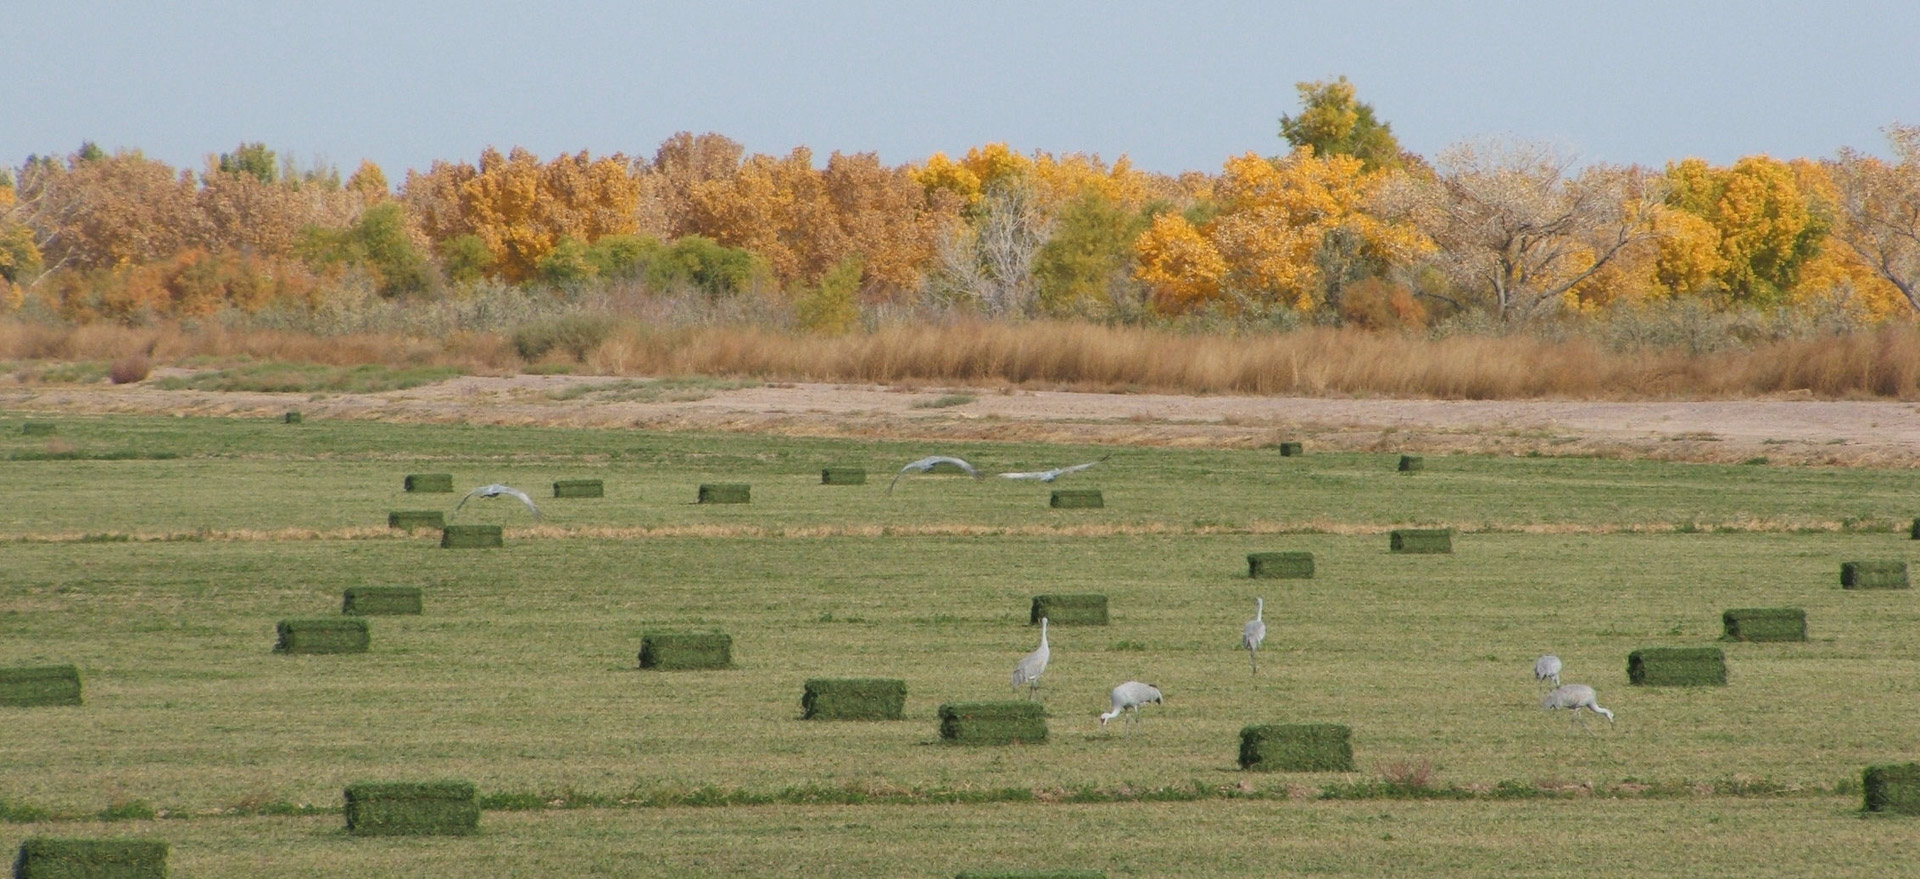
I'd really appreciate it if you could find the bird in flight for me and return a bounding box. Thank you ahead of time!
[996,454,1111,482]
[887,455,983,493]
[454,484,542,520]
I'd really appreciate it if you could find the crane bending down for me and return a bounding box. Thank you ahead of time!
[1541,683,1614,733]
[887,455,983,494]
[1242,597,1266,674]
[1099,681,1163,735]
[1534,654,1563,687]
[1011,617,1050,699]
[997,454,1112,482]
[454,484,542,520]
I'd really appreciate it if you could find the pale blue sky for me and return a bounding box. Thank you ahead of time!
[8,2,1917,177]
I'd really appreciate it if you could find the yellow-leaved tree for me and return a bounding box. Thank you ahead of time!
[457,147,641,283]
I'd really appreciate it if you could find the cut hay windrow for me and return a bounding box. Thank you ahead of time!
[821,467,867,485]
[441,524,503,548]
[1049,489,1103,509]
[1029,594,1108,626]
[1248,551,1314,579]
[802,678,907,720]
[698,483,751,504]
[954,872,1108,879]
[939,702,1048,745]
[1390,529,1453,554]
[404,473,454,493]
[343,586,423,616]
[639,633,733,670]
[0,664,82,707]
[1628,647,1727,686]
[387,510,445,531]
[1721,607,1806,642]
[275,617,370,654]
[21,421,56,436]
[344,780,480,836]
[1239,723,1355,772]
[1864,763,1920,815]
[13,838,168,879]
[1841,561,1910,589]
[553,479,604,498]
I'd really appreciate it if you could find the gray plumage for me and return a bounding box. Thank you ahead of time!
[997,454,1112,482]
[1541,683,1614,733]
[887,455,983,493]
[1099,681,1163,734]
[453,483,541,520]
[1011,617,1050,698]
[1534,654,1562,687]
[1242,597,1266,674]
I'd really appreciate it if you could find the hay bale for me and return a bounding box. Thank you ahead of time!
[802,678,907,720]
[1390,529,1453,554]
[283,411,303,424]
[1721,607,1806,642]
[1239,723,1355,772]
[639,633,733,670]
[821,467,867,485]
[1627,646,1727,686]
[343,586,423,616]
[1277,442,1304,457]
[1248,551,1314,579]
[275,618,369,654]
[404,473,454,493]
[955,872,1107,879]
[1863,763,1920,815]
[440,525,503,549]
[13,838,168,878]
[1841,561,1910,589]
[1911,518,1920,540]
[1029,594,1109,626]
[387,510,445,531]
[21,422,55,436]
[1397,455,1423,472]
[552,479,603,498]
[1049,489,1104,509]
[698,483,751,504]
[938,701,1048,745]
[0,665,82,707]
[343,780,479,836]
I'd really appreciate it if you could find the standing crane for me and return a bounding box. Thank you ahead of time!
[1099,681,1163,735]
[1011,617,1050,699]
[1541,683,1614,733]
[887,455,983,494]
[1534,654,1562,687]
[1242,597,1266,674]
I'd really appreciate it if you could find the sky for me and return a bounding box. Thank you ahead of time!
[7,1,1919,179]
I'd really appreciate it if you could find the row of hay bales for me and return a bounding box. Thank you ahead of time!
[400,472,1105,509]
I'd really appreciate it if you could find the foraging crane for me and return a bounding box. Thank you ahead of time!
[1011,617,1050,699]
[1541,683,1614,733]
[997,454,1112,482]
[453,483,542,520]
[887,455,983,494]
[1534,654,1563,687]
[1242,597,1266,674]
[1099,681,1163,735]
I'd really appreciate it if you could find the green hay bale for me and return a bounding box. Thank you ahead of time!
[1029,594,1109,626]
[1277,442,1304,457]
[938,701,1048,745]
[697,483,751,504]
[274,618,369,655]
[440,525,503,549]
[343,586,423,616]
[552,479,603,498]
[1397,454,1423,472]
[404,473,454,493]
[1248,551,1314,579]
[1911,518,1920,540]
[1239,723,1355,772]
[0,665,82,708]
[1049,489,1104,509]
[343,780,479,836]
[1721,607,1806,642]
[1841,560,1910,589]
[283,411,302,424]
[1863,763,1920,815]
[21,422,55,436]
[1390,529,1453,554]
[1627,646,1727,686]
[821,467,867,485]
[386,510,445,531]
[639,633,733,670]
[802,678,907,720]
[13,838,168,879]
[955,872,1107,879]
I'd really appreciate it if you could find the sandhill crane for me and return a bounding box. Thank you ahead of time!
[1242,598,1266,674]
[1541,683,1614,733]
[454,484,542,520]
[1011,617,1050,699]
[1534,654,1562,687]
[887,455,983,493]
[997,454,1112,482]
[1099,681,1162,735]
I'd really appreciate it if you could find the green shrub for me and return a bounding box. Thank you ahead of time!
[404,473,454,493]
[1248,551,1314,579]
[441,525,503,549]
[794,255,863,334]
[1628,647,1727,686]
[1397,455,1422,472]
[275,618,369,654]
[821,468,867,485]
[387,510,445,531]
[1863,763,1920,815]
[1239,723,1355,772]
[283,411,302,424]
[552,479,604,498]
[639,633,733,670]
[1029,594,1108,626]
[343,780,479,836]
[1278,442,1304,457]
[801,678,906,720]
[1390,529,1452,554]
[0,665,82,707]
[12,838,168,879]
[512,314,614,362]
[1841,561,1910,589]
[698,483,751,504]
[1721,607,1806,642]
[939,702,1048,745]
[1049,490,1104,509]
[343,586,423,616]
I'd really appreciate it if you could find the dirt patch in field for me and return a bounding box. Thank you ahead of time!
[4,372,1918,466]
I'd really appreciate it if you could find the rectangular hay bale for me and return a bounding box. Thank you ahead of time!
[938,701,1048,745]
[404,473,454,493]
[13,838,168,879]
[1627,646,1727,686]
[1239,723,1355,772]
[1864,762,1920,815]
[639,633,733,670]
[802,678,907,720]
[1721,607,1806,642]
[1390,529,1453,554]
[1277,441,1304,457]
[1029,594,1109,626]
[1397,454,1423,472]
[275,617,370,654]
[440,525,503,549]
[343,586,423,616]
[553,479,604,498]
[0,665,82,708]
[1049,489,1104,509]
[1248,551,1314,579]
[1841,560,1910,589]
[821,467,867,485]
[283,411,302,424]
[387,510,445,531]
[1911,518,1920,540]
[698,483,751,504]
[343,780,479,836]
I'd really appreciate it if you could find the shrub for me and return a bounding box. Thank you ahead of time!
[343,780,479,836]
[1721,607,1806,642]
[698,483,751,504]
[552,479,604,498]
[1049,490,1104,509]
[938,702,1048,745]
[404,473,454,493]
[1239,723,1355,772]
[794,255,863,334]
[1397,455,1423,472]
[801,678,906,720]
[387,510,445,531]
[12,838,168,879]
[512,313,614,362]
[1863,763,1920,815]
[639,633,733,670]
[0,665,82,707]
[1029,594,1109,626]
[821,468,867,485]
[1390,529,1452,554]
[275,618,370,654]
[1278,441,1304,457]
[1627,647,1727,686]
[108,354,150,384]
[343,586,423,616]
[1249,551,1314,579]
[441,525,503,549]
[1841,561,1910,589]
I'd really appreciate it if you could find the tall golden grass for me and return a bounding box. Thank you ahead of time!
[6,318,1920,399]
